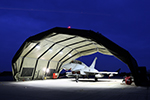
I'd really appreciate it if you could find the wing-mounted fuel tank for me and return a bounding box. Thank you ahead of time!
[95,74,104,78]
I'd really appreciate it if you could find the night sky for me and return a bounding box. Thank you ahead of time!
[0,0,150,72]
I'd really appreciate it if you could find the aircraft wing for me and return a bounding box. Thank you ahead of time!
[84,71,118,74]
[84,71,99,74]
[98,72,118,74]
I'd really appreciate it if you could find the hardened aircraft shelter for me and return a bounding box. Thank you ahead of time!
[12,27,141,85]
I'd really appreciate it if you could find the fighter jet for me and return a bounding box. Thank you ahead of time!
[61,57,120,82]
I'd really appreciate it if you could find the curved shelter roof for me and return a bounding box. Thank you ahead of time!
[12,27,140,85]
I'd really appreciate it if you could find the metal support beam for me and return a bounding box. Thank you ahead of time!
[32,36,76,80]
[47,40,88,71]
[55,43,94,72]
[18,43,40,74]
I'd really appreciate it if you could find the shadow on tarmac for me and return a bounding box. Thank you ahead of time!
[71,79,111,82]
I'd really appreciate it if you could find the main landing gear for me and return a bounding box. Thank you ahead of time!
[75,75,79,82]
[95,77,98,82]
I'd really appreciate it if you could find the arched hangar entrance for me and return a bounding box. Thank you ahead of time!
[12,27,140,85]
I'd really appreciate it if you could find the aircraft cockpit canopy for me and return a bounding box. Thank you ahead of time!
[70,60,82,64]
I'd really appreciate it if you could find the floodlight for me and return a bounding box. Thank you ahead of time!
[43,68,46,72]
[46,69,49,73]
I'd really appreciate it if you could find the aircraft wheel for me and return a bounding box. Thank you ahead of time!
[95,77,98,82]
[75,75,79,83]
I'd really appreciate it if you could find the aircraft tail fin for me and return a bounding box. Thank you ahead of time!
[90,57,97,69]
[116,68,121,73]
